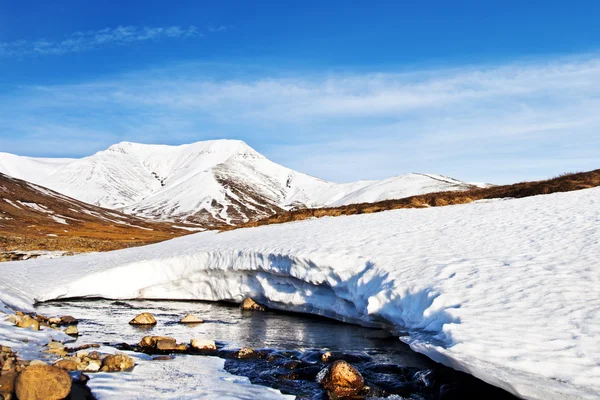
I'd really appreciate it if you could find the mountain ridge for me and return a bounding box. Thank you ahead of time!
[0,139,476,227]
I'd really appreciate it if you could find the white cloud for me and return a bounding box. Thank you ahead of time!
[0,25,208,57]
[1,55,599,183]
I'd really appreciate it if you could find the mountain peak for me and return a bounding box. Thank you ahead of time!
[105,139,262,159]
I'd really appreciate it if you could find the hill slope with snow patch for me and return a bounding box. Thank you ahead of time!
[0,140,475,226]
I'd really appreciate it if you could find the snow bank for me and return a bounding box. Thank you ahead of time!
[1,188,599,399]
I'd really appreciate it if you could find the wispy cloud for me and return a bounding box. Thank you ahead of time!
[1,55,599,183]
[0,25,221,57]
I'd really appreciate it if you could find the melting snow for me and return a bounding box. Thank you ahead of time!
[0,188,598,399]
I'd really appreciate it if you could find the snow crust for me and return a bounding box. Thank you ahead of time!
[89,353,292,400]
[1,188,599,399]
[0,140,472,224]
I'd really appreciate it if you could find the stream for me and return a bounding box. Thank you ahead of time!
[36,299,517,400]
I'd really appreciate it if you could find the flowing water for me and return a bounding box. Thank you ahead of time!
[36,299,516,400]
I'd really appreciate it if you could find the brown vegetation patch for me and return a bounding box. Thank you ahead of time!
[0,172,196,256]
[226,169,600,230]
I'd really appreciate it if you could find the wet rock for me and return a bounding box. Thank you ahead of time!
[157,341,188,352]
[101,354,135,372]
[240,297,266,311]
[139,336,187,352]
[48,317,61,325]
[190,338,216,351]
[16,315,39,331]
[283,360,305,370]
[179,314,204,324]
[53,358,79,371]
[139,335,175,349]
[152,355,175,361]
[320,360,365,399]
[15,365,72,400]
[235,347,257,359]
[283,365,322,381]
[34,314,49,323]
[64,326,79,336]
[129,313,157,325]
[320,351,371,364]
[60,316,78,325]
[0,371,18,400]
[65,343,100,353]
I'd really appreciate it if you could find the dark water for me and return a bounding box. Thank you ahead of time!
[36,299,517,400]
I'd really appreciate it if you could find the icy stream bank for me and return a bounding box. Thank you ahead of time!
[1,187,599,399]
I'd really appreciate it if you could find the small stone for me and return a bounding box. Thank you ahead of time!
[235,347,256,359]
[152,355,175,361]
[100,354,135,372]
[0,371,18,400]
[48,317,61,325]
[190,338,216,351]
[16,315,39,331]
[53,359,79,371]
[45,342,66,357]
[320,360,365,399]
[157,341,188,352]
[321,351,332,362]
[139,336,176,349]
[28,360,47,366]
[240,297,266,311]
[34,314,49,323]
[64,326,79,336]
[129,313,156,325]
[82,359,101,372]
[59,316,78,325]
[15,365,72,400]
[47,341,64,350]
[179,314,204,324]
[86,351,102,360]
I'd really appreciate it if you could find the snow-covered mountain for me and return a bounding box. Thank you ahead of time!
[0,140,475,226]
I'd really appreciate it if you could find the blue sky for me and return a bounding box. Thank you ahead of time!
[1,1,599,183]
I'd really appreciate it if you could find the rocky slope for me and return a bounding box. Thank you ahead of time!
[0,172,194,254]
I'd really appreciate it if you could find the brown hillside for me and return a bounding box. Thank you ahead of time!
[227,169,600,230]
[0,172,196,254]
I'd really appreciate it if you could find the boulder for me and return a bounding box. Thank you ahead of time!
[53,359,79,371]
[0,371,18,400]
[64,326,79,336]
[240,297,266,311]
[190,338,216,351]
[179,314,204,324]
[129,313,156,325]
[14,365,72,400]
[320,360,365,399]
[101,354,135,372]
[16,315,39,331]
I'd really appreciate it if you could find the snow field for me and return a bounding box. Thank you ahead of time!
[0,187,598,399]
